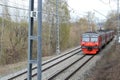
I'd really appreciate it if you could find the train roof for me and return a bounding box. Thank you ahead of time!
[97,30,114,32]
[82,32,100,37]
[84,31,97,33]
[82,30,114,37]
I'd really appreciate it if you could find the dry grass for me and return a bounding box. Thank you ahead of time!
[0,61,27,77]
[0,56,55,78]
[86,44,120,80]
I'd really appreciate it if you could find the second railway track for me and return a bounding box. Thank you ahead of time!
[2,46,97,80]
[45,55,95,80]
[2,46,81,80]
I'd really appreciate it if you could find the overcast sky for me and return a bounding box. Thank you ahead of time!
[68,0,117,21]
[7,0,118,21]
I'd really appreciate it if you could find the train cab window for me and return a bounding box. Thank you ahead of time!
[82,37,89,42]
[82,34,90,42]
[90,34,98,42]
[91,37,98,42]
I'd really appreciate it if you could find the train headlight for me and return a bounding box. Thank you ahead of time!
[95,43,99,46]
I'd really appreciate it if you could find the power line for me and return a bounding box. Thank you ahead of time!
[0,0,84,21]
[0,13,28,18]
[0,3,29,11]
[99,0,113,11]
[0,2,69,18]
[7,0,29,8]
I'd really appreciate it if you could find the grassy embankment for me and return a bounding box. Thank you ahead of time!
[86,42,120,80]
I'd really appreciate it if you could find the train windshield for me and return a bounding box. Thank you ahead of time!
[82,37,89,42]
[91,37,98,42]
[82,34,90,42]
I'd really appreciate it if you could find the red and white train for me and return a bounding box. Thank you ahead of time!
[80,30,114,54]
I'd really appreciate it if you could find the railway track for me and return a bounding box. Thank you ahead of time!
[2,46,96,80]
[3,46,96,80]
[1,46,81,80]
[44,55,95,80]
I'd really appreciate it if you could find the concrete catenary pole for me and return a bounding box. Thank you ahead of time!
[37,0,42,79]
[117,0,120,43]
[28,0,42,80]
[56,0,60,54]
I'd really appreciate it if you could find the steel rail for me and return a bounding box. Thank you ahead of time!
[65,55,95,80]
[24,49,82,80]
[48,55,95,80]
[47,55,86,80]
[7,47,81,80]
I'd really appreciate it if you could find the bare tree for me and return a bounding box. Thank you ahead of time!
[2,0,11,20]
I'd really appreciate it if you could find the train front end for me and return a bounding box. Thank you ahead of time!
[81,32,99,54]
